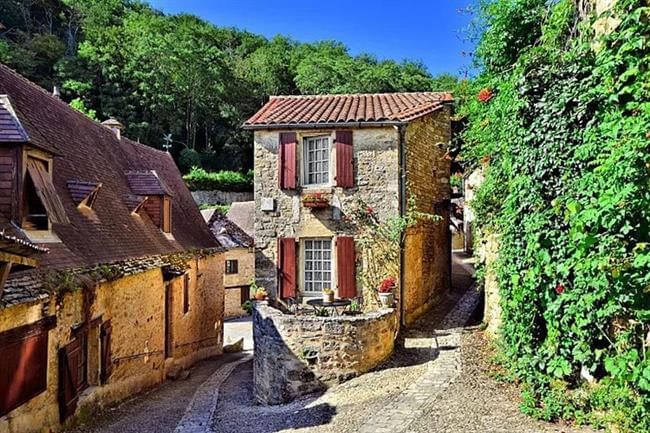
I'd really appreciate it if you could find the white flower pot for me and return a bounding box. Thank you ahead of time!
[379,292,394,308]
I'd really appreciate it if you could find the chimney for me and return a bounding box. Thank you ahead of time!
[101,117,125,140]
[52,85,61,98]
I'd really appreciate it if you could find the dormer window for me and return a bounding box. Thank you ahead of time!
[124,170,173,235]
[67,180,102,209]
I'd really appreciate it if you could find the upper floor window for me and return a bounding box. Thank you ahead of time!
[303,136,330,186]
[225,259,238,274]
[22,155,68,231]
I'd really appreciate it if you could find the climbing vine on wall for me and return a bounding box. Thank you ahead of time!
[460,0,649,431]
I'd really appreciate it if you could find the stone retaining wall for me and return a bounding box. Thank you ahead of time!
[191,190,253,205]
[253,302,398,405]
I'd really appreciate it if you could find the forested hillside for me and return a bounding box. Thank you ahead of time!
[0,0,457,172]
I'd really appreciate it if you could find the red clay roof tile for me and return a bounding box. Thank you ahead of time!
[243,92,453,128]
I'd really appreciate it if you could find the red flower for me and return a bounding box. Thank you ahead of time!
[481,155,491,165]
[555,283,565,295]
[365,207,373,215]
[379,277,396,293]
[477,88,493,103]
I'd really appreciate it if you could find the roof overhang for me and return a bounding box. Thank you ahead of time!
[242,120,407,131]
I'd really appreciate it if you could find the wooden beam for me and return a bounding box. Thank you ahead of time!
[0,261,12,301]
[0,251,39,267]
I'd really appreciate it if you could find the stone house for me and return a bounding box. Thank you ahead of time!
[244,92,453,325]
[0,64,224,433]
[203,205,255,319]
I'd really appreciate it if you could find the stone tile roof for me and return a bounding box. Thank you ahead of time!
[0,63,222,306]
[205,211,253,249]
[226,201,254,239]
[243,92,453,128]
[0,94,29,142]
[1,251,216,307]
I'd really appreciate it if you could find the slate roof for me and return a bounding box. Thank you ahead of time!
[0,95,29,142]
[243,92,453,128]
[0,63,221,305]
[67,180,102,206]
[125,170,173,196]
[204,210,253,249]
[226,201,254,239]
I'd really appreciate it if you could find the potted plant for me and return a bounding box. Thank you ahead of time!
[254,287,268,300]
[378,277,396,307]
[322,287,334,303]
[302,192,330,209]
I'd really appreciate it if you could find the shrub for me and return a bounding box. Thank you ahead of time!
[179,148,201,173]
[461,0,649,430]
[183,167,253,192]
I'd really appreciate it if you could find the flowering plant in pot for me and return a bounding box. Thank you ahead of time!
[322,287,334,303]
[378,277,396,307]
[302,192,329,209]
[254,287,267,301]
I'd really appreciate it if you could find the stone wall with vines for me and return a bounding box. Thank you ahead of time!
[460,0,649,431]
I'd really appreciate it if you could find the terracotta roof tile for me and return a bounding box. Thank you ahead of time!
[243,92,453,128]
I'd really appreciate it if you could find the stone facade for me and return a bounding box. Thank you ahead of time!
[403,108,452,325]
[0,253,224,433]
[253,302,398,405]
[223,247,255,318]
[254,127,400,298]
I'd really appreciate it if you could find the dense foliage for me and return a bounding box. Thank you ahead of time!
[182,167,253,192]
[461,0,649,431]
[0,0,456,172]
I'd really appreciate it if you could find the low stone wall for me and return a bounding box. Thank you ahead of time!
[191,190,253,205]
[253,302,398,405]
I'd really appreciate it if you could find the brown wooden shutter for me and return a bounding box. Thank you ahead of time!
[335,131,353,188]
[100,320,113,384]
[336,236,356,298]
[58,339,82,422]
[277,237,296,299]
[278,132,297,189]
[26,157,69,224]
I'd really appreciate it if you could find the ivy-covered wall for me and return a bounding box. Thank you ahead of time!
[460,0,649,431]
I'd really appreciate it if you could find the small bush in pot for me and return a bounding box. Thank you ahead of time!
[322,287,334,303]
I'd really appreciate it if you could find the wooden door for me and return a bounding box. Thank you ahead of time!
[58,339,81,422]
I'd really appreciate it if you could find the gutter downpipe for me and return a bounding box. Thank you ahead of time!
[398,124,407,328]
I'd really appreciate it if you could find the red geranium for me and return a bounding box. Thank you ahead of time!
[477,88,493,103]
[379,277,396,293]
[365,207,373,215]
[555,283,565,295]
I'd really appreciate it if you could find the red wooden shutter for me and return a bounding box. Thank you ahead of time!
[277,237,296,298]
[278,132,297,189]
[336,131,353,188]
[100,320,113,384]
[336,236,356,298]
[58,339,81,422]
[0,321,51,417]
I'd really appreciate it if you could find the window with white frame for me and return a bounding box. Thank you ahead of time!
[303,136,330,185]
[303,238,332,293]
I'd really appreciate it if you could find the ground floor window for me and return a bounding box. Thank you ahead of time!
[303,238,332,294]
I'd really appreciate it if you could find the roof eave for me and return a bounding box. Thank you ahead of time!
[242,120,407,131]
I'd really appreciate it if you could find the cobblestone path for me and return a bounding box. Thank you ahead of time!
[358,286,481,433]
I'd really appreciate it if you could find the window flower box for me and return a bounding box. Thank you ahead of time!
[301,192,330,209]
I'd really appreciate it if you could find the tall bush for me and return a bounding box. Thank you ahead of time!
[461,1,649,431]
